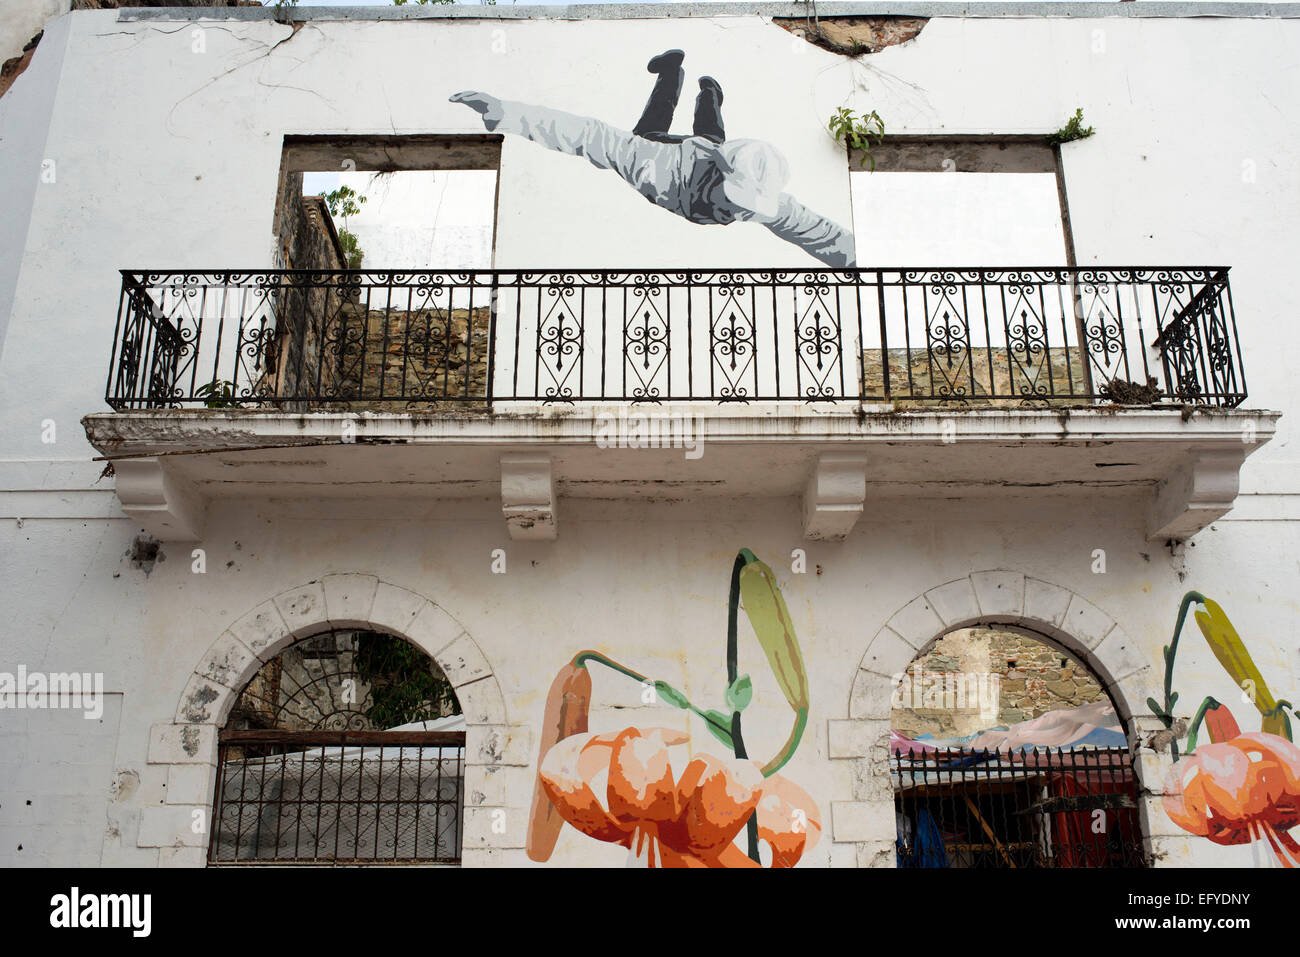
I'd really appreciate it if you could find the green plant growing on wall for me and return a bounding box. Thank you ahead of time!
[354,632,460,729]
[1046,108,1096,146]
[195,379,241,409]
[392,0,455,5]
[828,106,886,170]
[324,185,368,269]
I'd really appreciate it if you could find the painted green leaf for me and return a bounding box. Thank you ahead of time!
[654,680,689,710]
[738,560,810,712]
[701,710,735,750]
[725,674,753,713]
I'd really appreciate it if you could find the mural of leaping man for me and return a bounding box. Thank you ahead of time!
[450,49,856,267]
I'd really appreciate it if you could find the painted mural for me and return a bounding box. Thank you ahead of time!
[450,48,856,267]
[524,548,820,867]
[1151,591,1300,865]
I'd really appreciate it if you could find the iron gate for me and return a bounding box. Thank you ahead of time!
[893,746,1146,868]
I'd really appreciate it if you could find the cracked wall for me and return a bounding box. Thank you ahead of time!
[773,15,927,56]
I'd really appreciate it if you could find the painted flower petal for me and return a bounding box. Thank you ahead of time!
[538,730,631,846]
[1231,732,1300,831]
[1164,741,1259,844]
[666,752,762,857]
[755,772,823,867]
[607,727,686,828]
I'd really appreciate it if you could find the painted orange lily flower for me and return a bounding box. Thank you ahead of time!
[538,725,821,867]
[1163,731,1300,865]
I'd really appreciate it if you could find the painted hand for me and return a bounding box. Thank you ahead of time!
[449,91,504,131]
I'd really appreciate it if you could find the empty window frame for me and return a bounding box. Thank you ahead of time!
[849,137,1075,266]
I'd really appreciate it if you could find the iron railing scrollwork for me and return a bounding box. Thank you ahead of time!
[105,267,1247,410]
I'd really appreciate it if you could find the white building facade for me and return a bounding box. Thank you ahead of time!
[1,2,1297,869]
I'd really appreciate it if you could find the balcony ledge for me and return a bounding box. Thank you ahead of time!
[83,404,1278,544]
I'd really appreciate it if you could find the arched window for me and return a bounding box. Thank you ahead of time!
[890,625,1145,868]
[208,629,465,865]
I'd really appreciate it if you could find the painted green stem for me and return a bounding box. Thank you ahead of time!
[1184,696,1222,754]
[1151,590,1207,762]
[572,650,646,684]
[570,652,734,747]
[728,548,761,863]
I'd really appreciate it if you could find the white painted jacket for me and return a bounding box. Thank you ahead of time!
[495,100,856,267]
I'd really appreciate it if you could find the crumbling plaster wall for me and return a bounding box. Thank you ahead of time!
[0,0,70,67]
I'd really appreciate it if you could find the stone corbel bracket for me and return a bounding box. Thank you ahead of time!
[1147,447,1247,542]
[501,453,557,541]
[803,452,869,541]
[113,456,206,541]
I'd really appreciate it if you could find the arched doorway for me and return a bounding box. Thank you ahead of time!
[890,623,1145,868]
[208,628,466,865]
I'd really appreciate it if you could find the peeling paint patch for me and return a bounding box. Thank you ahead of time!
[127,534,164,574]
[1144,718,1188,753]
[182,684,220,723]
[773,16,927,57]
[109,769,140,803]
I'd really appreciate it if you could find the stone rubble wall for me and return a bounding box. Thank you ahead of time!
[328,302,492,409]
[891,626,1108,739]
[863,346,1092,405]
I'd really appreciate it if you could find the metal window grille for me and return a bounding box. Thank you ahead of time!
[209,629,464,865]
[209,730,465,865]
[893,746,1146,868]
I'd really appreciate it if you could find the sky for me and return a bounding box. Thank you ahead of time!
[303,170,497,269]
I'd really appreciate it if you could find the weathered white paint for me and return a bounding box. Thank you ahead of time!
[1,7,1297,868]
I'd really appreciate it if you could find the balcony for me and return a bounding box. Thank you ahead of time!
[103,267,1246,409]
[84,268,1274,544]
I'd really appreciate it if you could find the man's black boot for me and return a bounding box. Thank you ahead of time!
[648,49,685,74]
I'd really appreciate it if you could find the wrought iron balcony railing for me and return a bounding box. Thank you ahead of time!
[105,268,1246,411]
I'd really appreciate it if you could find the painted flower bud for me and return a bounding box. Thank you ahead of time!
[739,559,810,713]
[1195,599,1285,736]
[525,660,592,862]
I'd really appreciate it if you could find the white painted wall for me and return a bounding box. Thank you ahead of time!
[2,491,1290,867]
[0,9,1297,868]
[0,11,69,363]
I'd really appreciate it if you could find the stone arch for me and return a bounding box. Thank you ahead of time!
[829,571,1159,868]
[144,574,512,866]
[178,575,507,731]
